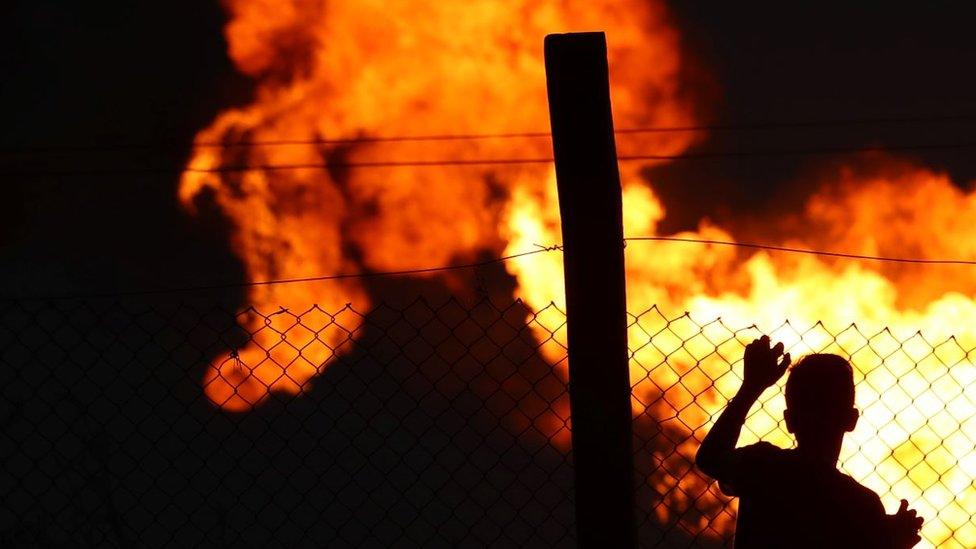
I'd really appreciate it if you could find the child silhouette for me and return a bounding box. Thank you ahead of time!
[696,336,924,548]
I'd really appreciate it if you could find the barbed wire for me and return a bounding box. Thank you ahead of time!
[0,244,564,302]
[3,141,975,178]
[626,236,976,265]
[4,112,976,155]
[8,235,976,302]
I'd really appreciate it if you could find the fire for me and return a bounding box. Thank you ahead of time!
[180,0,976,546]
[507,157,976,545]
[178,0,695,409]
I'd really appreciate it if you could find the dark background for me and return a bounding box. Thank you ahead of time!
[2,1,976,298]
[657,2,976,231]
[0,1,247,300]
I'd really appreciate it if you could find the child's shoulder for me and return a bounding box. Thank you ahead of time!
[732,441,795,471]
[835,470,885,501]
[737,440,789,459]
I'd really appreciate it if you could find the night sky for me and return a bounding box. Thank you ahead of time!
[3,1,976,299]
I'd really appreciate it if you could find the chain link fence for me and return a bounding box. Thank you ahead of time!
[628,307,976,548]
[2,298,976,547]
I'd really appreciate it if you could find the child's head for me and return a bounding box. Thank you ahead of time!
[784,354,859,441]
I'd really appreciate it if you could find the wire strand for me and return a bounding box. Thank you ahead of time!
[4,112,976,154]
[624,236,976,265]
[8,236,976,302]
[0,245,564,302]
[3,142,976,178]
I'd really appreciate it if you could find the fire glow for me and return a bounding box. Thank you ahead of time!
[178,1,976,546]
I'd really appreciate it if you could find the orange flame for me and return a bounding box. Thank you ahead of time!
[508,158,976,546]
[179,0,695,409]
[180,1,976,546]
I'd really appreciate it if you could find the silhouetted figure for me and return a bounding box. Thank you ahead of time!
[696,336,924,548]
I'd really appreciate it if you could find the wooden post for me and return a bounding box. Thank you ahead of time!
[544,32,636,547]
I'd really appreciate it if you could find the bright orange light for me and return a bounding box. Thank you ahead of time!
[178,0,696,410]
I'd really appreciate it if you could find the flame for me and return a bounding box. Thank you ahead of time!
[180,0,976,546]
[507,159,976,545]
[179,0,695,409]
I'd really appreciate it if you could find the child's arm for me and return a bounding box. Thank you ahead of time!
[696,336,790,481]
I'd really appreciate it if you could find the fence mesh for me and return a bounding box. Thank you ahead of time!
[2,298,975,547]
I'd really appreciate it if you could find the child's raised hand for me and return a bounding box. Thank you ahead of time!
[742,335,791,392]
[886,499,923,548]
